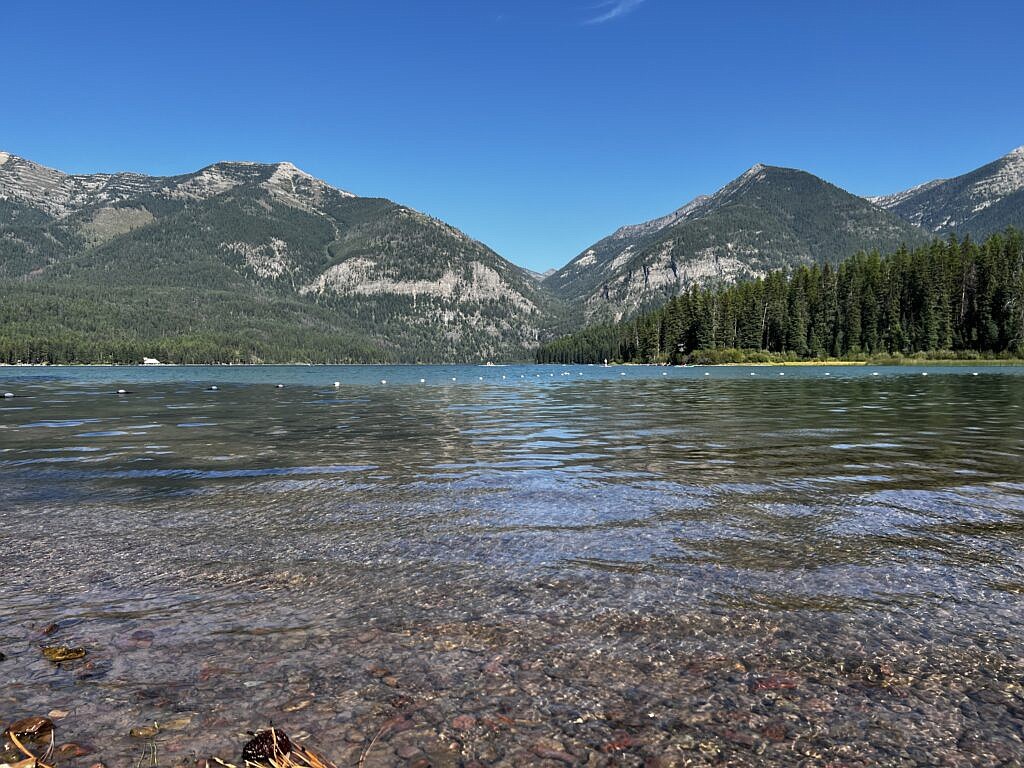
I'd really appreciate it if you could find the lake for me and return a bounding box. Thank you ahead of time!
[2,364,1024,766]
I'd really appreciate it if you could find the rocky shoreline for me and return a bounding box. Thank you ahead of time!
[4,597,1023,767]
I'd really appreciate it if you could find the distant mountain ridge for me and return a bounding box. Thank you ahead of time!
[543,163,928,321]
[0,151,350,218]
[0,152,563,363]
[870,146,1024,237]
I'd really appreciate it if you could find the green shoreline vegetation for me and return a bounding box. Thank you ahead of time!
[2,231,1023,368]
[537,231,1024,366]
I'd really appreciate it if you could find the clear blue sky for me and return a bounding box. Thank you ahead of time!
[2,1,1022,272]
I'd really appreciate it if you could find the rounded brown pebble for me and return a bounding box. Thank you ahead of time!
[57,742,93,758]
[345,729,366,744]
[451,714,476,731]
[396,744,421,759]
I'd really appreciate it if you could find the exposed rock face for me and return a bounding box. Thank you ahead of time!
[870,146,1024,236]
[0,154,355,217]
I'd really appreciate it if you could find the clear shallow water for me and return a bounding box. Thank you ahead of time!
[2,365,1024,766]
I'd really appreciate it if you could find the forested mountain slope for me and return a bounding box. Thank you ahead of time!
[544,164,927,322]
[0,152,565,363]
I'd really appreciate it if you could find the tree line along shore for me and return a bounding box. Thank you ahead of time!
[536,230,1024,366]
[1,231,1022,367]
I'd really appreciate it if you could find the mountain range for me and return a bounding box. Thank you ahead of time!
[1,146,1022,362]
[548,146,1024,321]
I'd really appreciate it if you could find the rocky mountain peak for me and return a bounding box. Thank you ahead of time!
[872,144,1024,234]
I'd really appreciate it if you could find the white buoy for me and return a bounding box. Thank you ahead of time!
[973,372,979,376]
[750,372,756,376]
[420,378,426,383]
[334,381,341,388]
[452,377,457,381]
[825,372,831,376]
[502,375,506,380]
[479,376,483,380]
[704,372,710,376]
[117,389,128,395]
[779,372,785,376]
[208,385,219,391]
[620,372,626,376]
[872,372,879,376]
[3,392,14,398]
[662,372,667,376]
[276,384,284,388]
[922,372,928,376]
[380,379,387,384]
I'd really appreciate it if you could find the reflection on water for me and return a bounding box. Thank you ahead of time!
[2,365,1024,765]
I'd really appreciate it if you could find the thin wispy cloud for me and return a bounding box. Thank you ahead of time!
[584,0,646,24]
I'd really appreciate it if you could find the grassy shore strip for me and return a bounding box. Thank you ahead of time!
[662,349,1024,366]
[715,358,1024,366]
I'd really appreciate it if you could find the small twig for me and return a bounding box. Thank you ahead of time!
[357,715,403,768]
[8,730,55,768]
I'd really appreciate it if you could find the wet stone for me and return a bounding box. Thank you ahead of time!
[57,742,93,758]
[41,645,86,663]
[396,744,422,759]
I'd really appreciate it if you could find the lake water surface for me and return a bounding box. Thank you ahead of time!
[2,365,1024,766]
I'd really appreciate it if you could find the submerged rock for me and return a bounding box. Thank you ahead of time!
[41,645,86,663]
[6,716,55,744]
[241,728,292,764]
